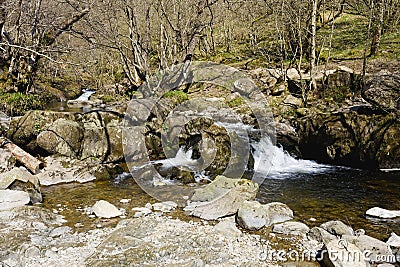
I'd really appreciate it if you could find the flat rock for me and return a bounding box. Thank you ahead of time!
[322,239,365,267]
[92,200,122,218]
[152,201,177,212]
[132,207,152,218]
[272,221,310,236]
[184,176,259,220]
[366,207,400,219]
[0,190,30,210]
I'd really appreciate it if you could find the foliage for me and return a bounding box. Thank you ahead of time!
[162,90,189,104]
[0,92,43,116]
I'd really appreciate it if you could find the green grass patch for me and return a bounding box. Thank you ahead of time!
[162,90,189,103]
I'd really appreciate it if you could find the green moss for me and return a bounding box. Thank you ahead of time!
[0,91,44,116]
[226,97,244,108]
[162,90,189,103]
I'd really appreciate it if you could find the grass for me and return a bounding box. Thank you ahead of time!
[162,90,189,103]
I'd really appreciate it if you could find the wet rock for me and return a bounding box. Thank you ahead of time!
[92,200,122,218]
[264,202,294,226]
[363,70,400,112]
[152,201,178,212]
[366,207,400,219]
[0,190,30,210]
[0,167,42,203]
[184,176,258,220]
[272,221,310,236]
[236,200,267,230]
[298,111,400,169]
[320,220,354,237]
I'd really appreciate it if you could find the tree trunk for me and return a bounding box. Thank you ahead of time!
[370,0,385,56]
[310,0,318,91]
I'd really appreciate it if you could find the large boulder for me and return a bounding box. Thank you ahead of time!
[7,110,124,163]
[0,168,42,203]
[37,118,83,157]
[320,220,354,237]
[184,176,258,220]
[298,111,400,168]
[362,70,400,112]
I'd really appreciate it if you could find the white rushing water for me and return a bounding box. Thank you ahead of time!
[252,136,333,179]
[75,89,96,101]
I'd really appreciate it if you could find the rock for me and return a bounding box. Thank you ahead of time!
[320,220,354,237]
[0,148,16,174]
[272,221,310,236]
[49,226,72,238]
[184,176,258,220]
[132,207,152,218]
[362,70,400,112]
[213,220,242,237]
[342,234,394,264]
[366,207,400,219]
[307,227,337,244]
[286,68,300,80]
[387,233,400,248]
[8,110,125,163]
[233,78,258,96]
[152,201,177,212]
[0,167,42,203]
[7,110,76,151]
[0,190,30,210]
[92,200,122,218]
[236,200,267,230]
[283,94,302,108]
[322,239,365,267]
[37,118,83,157]
[298,111,400,169]
[264,202,294,226]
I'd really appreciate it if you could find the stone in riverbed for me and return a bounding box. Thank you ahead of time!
[0,167,42,203]
[264,202,294,226]
[321,239,365,267]
[366,207,400,219]
[0,190,30,210]
[272,221,310,236]
[320,220,354,237]
[236,200,268,230]
[387,232,400,248]
[184,176,259,220]
[0,148,16,174]
[152,201,178,212]
[213,220,242,237]
[92,200,122,218]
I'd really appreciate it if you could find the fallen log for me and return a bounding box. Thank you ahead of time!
[0,137,43,174]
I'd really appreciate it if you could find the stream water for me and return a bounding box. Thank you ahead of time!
[39,95,399,240]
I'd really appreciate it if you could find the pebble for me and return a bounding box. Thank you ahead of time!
[120,199,131,203]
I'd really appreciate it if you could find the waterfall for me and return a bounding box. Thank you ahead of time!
[252,136,332,179]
